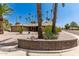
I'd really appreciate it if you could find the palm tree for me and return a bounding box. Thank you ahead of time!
[28,13,31,21]
[3,19,12,31]
[28,13,31,16]
[36,3,43,39]
[51,9,53,20]
[0,4,13,33]
[19,16,22,20]
[3,19,9,30]
[31,14,34,23]
[52,3,65,33]
[25,17,29,24]
[28,16,31,23]
[15,16,20,25]
[46,11,48,21]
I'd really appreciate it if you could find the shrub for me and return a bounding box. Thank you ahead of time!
[17,26,23,34]
[56,27,62,32]
[70,21,78,27]
[43,32,58,39]
[44,26,52,33]
[43,26,59,39]
[65,24,70,29]
[44,26,61,33]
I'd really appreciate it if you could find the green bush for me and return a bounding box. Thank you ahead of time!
[17,26,23,34]
[56,27,62,32]
[44,26,52,33]
[43,32,58,39]
[43,26,59,39]
[44,26,61,33]
[65,24,70,30]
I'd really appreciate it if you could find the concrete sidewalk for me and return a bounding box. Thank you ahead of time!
[62,31,79,39]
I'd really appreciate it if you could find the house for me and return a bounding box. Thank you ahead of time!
[69,27,79,30]
[11,21,52,32]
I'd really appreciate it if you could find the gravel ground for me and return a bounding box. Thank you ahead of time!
[0,31,76,45]
[0,31,38,46]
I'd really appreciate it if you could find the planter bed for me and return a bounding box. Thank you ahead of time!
[18,38,77,50]
[18,31,78,50]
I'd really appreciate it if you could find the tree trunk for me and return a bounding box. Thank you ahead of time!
[0,15,3,34]
[37,3,43,39]
[52,3,58,33]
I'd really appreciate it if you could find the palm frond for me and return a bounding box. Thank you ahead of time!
[62,3,65,7]
[0,4,13,16]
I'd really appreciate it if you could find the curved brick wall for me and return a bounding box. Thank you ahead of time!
[18,39,77,50]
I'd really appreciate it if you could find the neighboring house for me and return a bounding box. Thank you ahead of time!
[69,27,79,30]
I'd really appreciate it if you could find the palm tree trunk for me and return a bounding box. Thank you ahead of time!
[52,3,58,33]
[0,15,3,34]
[37,3,43,39]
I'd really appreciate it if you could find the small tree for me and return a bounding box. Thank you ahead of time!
[0,4,13,33]
[65,24,70,29]
[70,21,78,27]
[18,26,23,34]
[3,18,12,31]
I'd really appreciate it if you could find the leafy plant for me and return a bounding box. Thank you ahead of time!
[65,24,70,29]
[70,21,78,27]
[0,4,13,33]
[44,26,61,33]
[43,32,58,39]
[44,26,52,33]
[3,18,12,31]
[56,27,62,32]
[43,26,58,39]
[0,4,13,16]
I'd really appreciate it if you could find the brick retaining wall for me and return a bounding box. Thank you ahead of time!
[18,39,77,50]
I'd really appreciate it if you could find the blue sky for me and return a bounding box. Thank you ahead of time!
[4,3,79,27]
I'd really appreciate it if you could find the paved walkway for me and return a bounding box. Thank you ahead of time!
[0,31,79,56]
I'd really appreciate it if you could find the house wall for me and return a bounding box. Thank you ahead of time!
[11,25,51,32]
[11,26,22,32]
[11,26,38,32]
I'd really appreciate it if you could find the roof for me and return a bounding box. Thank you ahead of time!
[12,21,52,26]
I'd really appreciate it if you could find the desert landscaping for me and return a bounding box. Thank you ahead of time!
[0,3,79,56]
